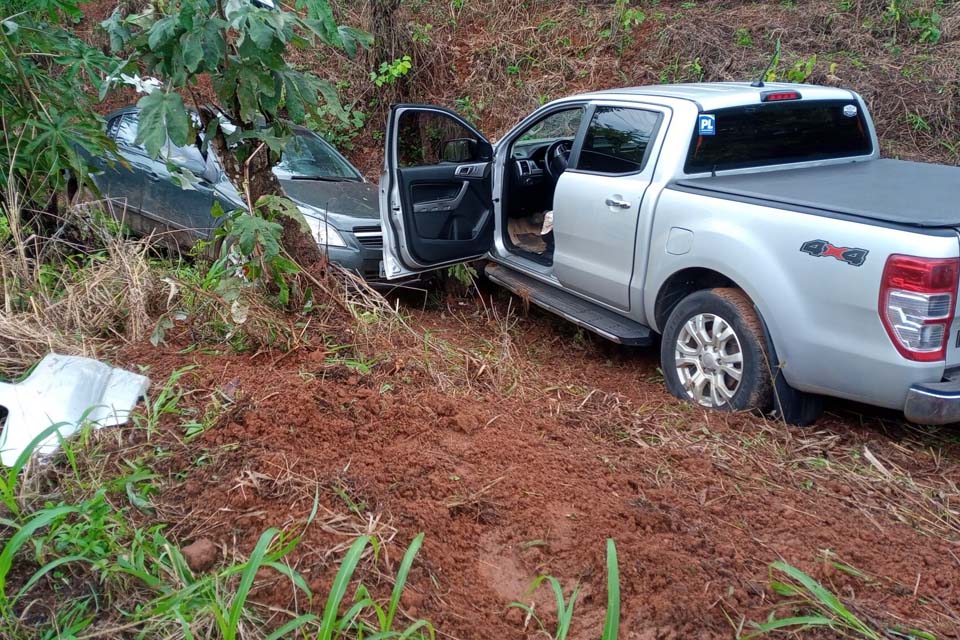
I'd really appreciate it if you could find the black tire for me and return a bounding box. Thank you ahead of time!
[660,287,773,412]
[205,233,236,262]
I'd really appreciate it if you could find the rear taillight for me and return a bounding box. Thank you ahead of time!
[880,255,959,362]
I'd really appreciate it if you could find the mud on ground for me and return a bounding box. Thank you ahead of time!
[120,286,960,639]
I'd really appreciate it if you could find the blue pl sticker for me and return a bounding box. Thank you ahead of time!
[698,114,716,136]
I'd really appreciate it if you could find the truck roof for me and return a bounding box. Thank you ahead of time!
[578,82,859,111]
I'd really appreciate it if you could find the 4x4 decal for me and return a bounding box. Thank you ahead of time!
[800,239,869,267]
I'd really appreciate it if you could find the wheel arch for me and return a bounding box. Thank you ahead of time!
[653,266,824,424]
[653,267,741,332]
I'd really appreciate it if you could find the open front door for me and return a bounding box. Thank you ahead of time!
[380,105,494,279]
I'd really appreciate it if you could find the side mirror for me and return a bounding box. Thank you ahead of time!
[442,138,478,163]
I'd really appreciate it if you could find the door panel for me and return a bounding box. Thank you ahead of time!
[553,171,652,309]
[381,105,494,279]
[396,164,493,264]
[553,104,669,310]
[141,141,218,249]
[94,115,147,224]
[99,148,148,219]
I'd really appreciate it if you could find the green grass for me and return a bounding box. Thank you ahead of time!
[743,561,936,640]
[508,538,620,639]
[0,382,436,639]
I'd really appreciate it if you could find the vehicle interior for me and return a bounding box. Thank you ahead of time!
[501,106,584,266]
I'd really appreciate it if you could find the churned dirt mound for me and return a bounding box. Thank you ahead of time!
[122,289,960,639]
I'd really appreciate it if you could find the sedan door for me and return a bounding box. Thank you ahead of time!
[92,114,149,229]
[141,138,221,252]
[380,105,495,279]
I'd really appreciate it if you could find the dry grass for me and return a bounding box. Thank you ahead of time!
[311,0,960,178]
[0,217,163,377]
[555,383,960,544]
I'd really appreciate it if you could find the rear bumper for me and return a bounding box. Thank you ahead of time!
[904,378,960,425]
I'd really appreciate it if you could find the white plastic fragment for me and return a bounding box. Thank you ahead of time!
[119,73,162,95]
[0,354,150,466]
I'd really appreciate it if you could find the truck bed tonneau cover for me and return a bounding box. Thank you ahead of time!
[673,159,960,228]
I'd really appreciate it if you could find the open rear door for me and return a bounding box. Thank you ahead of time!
[380,105,494,279]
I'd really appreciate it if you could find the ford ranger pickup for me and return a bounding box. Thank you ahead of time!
[377,82,960,426]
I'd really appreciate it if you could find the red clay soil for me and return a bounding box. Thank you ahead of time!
[120,290,960,639]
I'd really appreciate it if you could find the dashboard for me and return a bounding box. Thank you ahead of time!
[511,141,550,187]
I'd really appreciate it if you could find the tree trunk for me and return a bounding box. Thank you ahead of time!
[207,130,324,269]
[370,0,409,102]
[371,0,402,65]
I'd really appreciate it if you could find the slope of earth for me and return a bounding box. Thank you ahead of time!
[333,0,960,176]
[121,288,960,639]
[75,1,959,176]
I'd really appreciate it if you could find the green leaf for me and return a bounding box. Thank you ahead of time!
[297,0,336,22]
[13,555,92,606]
[148,15,180,51]
[227,529,280,638]
[0,506,81,605]
[246,13,276,50]
[256,194,309,234]
[180,29,204,73]
[234,214,283,258]
[769,580,801,597]
[201,18,228,67]
[100,10,131,51]
[385,533,425,631]
[601,539,620,640]
[749,614,835,632]
[318,536,372,640]
[337,25,372,58]
[263,561,311,596]
[264,614,317,640]
[236,67,262,124]
[136,91,191,157]
[271,256,301,275]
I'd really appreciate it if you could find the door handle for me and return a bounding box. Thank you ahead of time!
[605,197,631,209]
[145,171,161,182]
[454,163,486,178]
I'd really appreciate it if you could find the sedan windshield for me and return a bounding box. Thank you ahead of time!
[273,131,362,181]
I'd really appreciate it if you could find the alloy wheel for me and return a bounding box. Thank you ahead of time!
[674,313,744,408]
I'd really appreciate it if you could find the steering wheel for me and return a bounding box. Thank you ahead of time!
[544,139,572,181]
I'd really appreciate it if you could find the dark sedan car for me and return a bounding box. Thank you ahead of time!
[88,107,386,280]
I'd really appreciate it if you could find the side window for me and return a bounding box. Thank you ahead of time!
[106,115,123,139]
[577,107,662,175]
[396,111,483,167]
[517,108,583,144]
[163,140,206,174]
[114,115,142,149]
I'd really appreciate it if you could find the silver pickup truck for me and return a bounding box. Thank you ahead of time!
[377,82,960,426]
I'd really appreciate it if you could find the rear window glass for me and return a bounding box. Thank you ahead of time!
[684,100,872,174]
